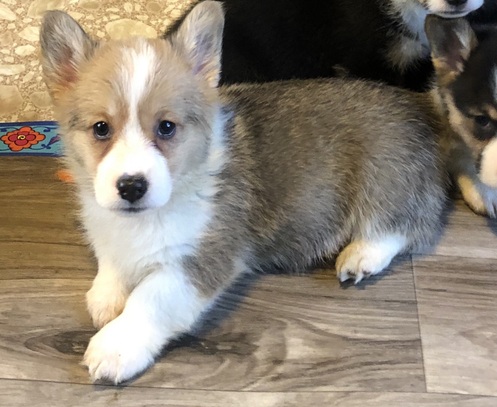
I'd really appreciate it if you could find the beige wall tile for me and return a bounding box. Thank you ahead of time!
[0,85,23,114]
[0,3,17,21]
[0,0,196,122]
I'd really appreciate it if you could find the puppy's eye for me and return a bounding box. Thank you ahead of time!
[93,121,111,140]
[473,115,496,141]
[156,120,176,140]
[474,115,491,128]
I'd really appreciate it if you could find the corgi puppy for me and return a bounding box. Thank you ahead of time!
[426,15,497,217]
[40,2,446,384]
[168,0,490,91]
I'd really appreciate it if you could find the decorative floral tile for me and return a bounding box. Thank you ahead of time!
[0,121,62,156]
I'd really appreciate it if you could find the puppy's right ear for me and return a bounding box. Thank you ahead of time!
[40,11,96,101]
[425,15,478,86]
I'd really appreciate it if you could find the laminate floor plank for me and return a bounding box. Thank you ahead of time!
[0,277,94,382]
[0,158,425,393]
[0,241,95,280]
[415,200,497,259]
[138,266,423,392]
[413,255,497,396]
[3,156,497,404]
[0,268,424,392]
[3,380,497,407]
[0,158,82,246]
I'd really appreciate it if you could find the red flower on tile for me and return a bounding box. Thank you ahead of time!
[1,126,46,152]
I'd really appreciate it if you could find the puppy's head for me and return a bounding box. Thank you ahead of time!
[418,1,483,17]
[426,15,497,188]
[40,1,224,213]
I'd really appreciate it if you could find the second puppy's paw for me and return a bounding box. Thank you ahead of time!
[459,175,497,218]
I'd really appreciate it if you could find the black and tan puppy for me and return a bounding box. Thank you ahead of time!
[427,15,497,217]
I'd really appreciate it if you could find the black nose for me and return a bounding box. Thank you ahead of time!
[116,174,148,203]
[447,0,467,6]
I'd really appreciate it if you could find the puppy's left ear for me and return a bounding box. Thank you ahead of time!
[425,15,478,86]
[170,1,225,87]
[40,10,97,101]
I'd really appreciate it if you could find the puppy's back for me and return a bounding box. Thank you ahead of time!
[219,79,446,267]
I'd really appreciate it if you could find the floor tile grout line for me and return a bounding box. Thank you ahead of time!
[412,252,497,261]
[411,254,429,394]
[0,240,86,247]
[2,376,496,396]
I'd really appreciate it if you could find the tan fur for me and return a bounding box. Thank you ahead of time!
[484,105,497,122]
[432,57,463,87]
[445,94,489,156]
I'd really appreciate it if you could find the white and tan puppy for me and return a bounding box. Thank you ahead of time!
[40,2,446,384]
[426,15,497,217]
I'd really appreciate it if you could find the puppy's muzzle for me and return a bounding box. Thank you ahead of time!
[116,174,148,203]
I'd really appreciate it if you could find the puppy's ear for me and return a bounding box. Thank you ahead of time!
[170,1,224,88]
[40,10,97,101]
[425,15,478,86]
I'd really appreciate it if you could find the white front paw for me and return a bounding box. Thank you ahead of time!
[83,316,157,384]
[86,280,127,329]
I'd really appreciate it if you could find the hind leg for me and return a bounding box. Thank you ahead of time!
[336,234,407,284]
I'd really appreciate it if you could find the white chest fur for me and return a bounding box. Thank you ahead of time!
[80,111,227,285]
[80,179,215,284]
[387,1,430,70]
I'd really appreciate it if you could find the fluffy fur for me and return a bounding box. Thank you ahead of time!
[167,0,491,91]
[426,15,497,217]
[40,2,447,384]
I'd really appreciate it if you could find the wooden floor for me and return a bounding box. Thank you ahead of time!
[1,157,497,406]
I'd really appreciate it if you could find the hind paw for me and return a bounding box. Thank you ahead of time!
[336,236,406,284]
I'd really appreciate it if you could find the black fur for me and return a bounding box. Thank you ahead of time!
[167,0,497,92]
[451,33,497,140]
[467,0,497,24]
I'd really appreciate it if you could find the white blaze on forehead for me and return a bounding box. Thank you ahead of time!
[116,40,159,172]
[118,40,158,149]
[480,137,497,188]
[120,40,157,115]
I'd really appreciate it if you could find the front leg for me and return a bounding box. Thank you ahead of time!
[86,257,128,329]
[83,266,212,384]
[447,139,497,218]
[458,174,497,218]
